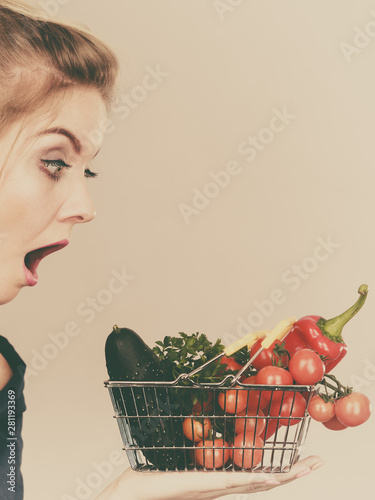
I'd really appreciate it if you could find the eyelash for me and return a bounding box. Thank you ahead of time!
[40,159,98,182]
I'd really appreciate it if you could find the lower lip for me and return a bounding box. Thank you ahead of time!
[24,264,38,286]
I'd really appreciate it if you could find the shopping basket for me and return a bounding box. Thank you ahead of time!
[105,374,315,473]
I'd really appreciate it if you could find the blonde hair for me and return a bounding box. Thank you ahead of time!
[0,0,119,133]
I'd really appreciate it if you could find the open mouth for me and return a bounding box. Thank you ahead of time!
[24,240,69,286]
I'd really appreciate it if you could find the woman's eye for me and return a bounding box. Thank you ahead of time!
[40,159,72,181]
[84,169,98,179]
[40,159,98,181]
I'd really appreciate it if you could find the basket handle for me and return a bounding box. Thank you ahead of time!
[178,329,270,383]
[228,316,296,386]
[224,330,269,357]
[260,316,296,349]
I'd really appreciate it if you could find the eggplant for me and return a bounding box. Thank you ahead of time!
[105,325,166,381]
[105,325,186,470]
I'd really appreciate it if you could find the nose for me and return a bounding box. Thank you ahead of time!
[57,180,96,225]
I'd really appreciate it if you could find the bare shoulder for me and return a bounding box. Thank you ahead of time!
[0,353,13,390]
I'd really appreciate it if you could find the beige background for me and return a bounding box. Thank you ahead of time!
[1,0,375,498]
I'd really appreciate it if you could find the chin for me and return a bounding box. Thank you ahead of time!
[0,284,22,305]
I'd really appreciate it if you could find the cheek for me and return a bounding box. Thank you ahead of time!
[0,174,60,237]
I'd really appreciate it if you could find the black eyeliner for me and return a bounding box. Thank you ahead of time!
[85,169,98,178]
[40,159,72,182]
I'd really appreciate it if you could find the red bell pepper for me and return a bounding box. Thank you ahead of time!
[283,284,368,373]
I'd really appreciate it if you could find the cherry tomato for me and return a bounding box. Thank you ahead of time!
[250,339,289,370]
[335,392,371,427]
[224,439,234,461]
[183,417,212,442]
[308,395,335,422]
[256,366,294,402]
[232,432,263,469]
[220,355,244,372]
[191,391,213,415]
[288,349,325,385]
[241,376,270,410]
[218,386,248,414]
[234,408,266,435]
[322,415,348,431]
[194,439,231,469]
[258,402,280,441]
[269,392,307,426]
[301,390,312,402]
[259,417,279,441]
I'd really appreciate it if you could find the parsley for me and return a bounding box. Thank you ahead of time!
[152,332,252,444]
[232,346,250,366]
[152,332,229,383]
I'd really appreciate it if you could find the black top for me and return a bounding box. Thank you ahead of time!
[0,336,26,500]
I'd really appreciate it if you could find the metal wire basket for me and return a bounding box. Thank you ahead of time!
[105,375,314,473]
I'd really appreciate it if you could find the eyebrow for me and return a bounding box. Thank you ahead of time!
[38,127,101,158]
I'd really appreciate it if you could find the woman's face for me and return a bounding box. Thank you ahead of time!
[0,87,107,305]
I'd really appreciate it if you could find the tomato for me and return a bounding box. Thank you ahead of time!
[301,390,312,402]
[322,415,348,431]
[259,417,279,441]
[335,392,371,427]
[194,439,231,469]
[250,339,289,370]
[218,386,248,414]
[220,355,244,372]
[308,395,335,422]
[258,403,280,440]
[234,408,266,435]
[232,432,263,469]
[269,392,307,426]
[191,391,213,415]
[226,441,234,461]
[183,417,212,442]
[241,376,270,410]
[288,349,325,385]
[256,366,293,402]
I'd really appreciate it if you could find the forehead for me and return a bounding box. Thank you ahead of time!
[30,87,107,157]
